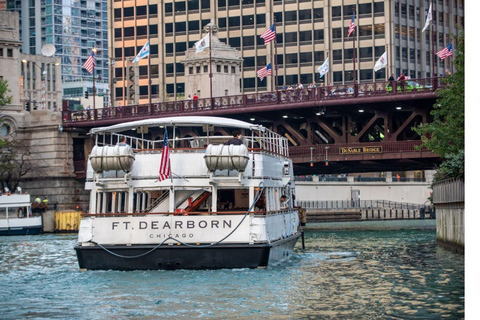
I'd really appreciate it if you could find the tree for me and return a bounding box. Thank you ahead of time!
[0,78,13,107]
[0,139,39,192]
[414,31,464,180]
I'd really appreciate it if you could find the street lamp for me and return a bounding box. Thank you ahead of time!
[21,59,47,110]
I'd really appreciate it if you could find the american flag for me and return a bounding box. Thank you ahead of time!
[261,24,276,45]
[257,63,272,81]
[348,15,355,37]
[158,127,170,181]
[83,52,95,74]
[436,43,453,61]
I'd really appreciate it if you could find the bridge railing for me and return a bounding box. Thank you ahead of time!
[62,77,444,125]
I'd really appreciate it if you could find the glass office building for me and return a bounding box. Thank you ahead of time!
[6,0,109,98]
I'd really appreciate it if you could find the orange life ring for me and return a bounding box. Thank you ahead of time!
[175,208,188,216]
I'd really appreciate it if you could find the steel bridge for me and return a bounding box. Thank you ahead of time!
[63,77,444,175]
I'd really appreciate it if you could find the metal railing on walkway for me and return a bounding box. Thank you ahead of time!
[297,199,427,210]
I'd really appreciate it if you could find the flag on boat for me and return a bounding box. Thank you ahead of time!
[83,51,95,74]
[422,2,433,32]
[257,63,272,81]
[133,41,150,63]
[159,127,170,181]
[317,58,329,78]
[260,24,276,45]
[348,15,355,37]
[195,33,210,54]
[374,51,388,71]
[436,43,453,61]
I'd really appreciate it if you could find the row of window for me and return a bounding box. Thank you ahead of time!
[0,48,14,58]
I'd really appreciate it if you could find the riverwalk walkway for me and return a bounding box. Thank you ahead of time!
[303,219,436,231]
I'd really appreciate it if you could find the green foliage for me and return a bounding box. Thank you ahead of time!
[414,31,464,180]
[0,78,13,106]
[432,150,465,183]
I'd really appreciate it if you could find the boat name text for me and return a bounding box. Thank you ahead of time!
[111,219,232,230]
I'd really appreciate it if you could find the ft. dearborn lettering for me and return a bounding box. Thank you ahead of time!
[112,220,232,230]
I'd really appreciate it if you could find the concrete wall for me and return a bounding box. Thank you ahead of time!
[295,181,432,205]
[436,206,464,252]
[433,179,464,252]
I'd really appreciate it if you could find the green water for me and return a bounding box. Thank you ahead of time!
[0,228,464,319]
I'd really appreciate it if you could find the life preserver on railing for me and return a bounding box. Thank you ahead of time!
[175,208,188,216]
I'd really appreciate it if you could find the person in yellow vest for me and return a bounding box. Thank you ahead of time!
[35,197,41,203]
[42,197,49,208]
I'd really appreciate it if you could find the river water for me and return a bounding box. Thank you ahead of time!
[0,228,464,319]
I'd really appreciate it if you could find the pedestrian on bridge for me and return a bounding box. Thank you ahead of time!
[193,93,198,110]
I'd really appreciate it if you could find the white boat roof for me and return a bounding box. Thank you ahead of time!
[89,116,265,134]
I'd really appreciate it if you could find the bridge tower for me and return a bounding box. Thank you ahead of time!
[181,22,243,99]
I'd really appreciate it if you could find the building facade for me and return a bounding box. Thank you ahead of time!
[110,0,463,105]
[5,0,109,104]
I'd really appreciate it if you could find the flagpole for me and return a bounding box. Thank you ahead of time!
[352,9,357,96]
[209,22,213,107]
[273,17,278,92]
[92,49,96,112]
[429,0,434,78]
[325,52,329,86]
[148,40,151,106]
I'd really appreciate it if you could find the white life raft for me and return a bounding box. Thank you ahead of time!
[204,144,249,172]
[89,145,135,173]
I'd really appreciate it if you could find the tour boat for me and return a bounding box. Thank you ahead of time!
[0,194,43,235]
[75,116,302,270]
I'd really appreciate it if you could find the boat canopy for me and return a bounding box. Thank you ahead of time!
[89,116,265,135]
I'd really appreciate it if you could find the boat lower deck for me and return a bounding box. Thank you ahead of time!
[75,232,302,271]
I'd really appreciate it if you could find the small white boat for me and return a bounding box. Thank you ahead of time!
[75,116,302,270]
[0,194,43,235]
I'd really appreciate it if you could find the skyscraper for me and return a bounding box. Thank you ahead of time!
[5,0,109,103]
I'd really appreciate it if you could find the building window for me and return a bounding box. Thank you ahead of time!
[374,2,384,14]
[332,28,342,40]
[0,122,13,136]
[332,6,341,18]
[244,77,255,89]
[285,53,298,65]
[360,69,373,80]
[314,30,324,41]
[333,71,343,82]
[217,65,221,72]
[314,8,323,20]
[359,3,372,15]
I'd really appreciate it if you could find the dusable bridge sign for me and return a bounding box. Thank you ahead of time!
[339,146,383,154]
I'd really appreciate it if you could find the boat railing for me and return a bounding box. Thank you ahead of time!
[95,133,289,157]
[80,209,294,217]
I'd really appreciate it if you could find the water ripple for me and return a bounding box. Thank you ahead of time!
[0,229,464,319]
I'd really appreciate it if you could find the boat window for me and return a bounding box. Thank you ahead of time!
[217,189,249,211]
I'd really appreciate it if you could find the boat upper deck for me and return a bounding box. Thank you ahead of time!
[90,116,289,157]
